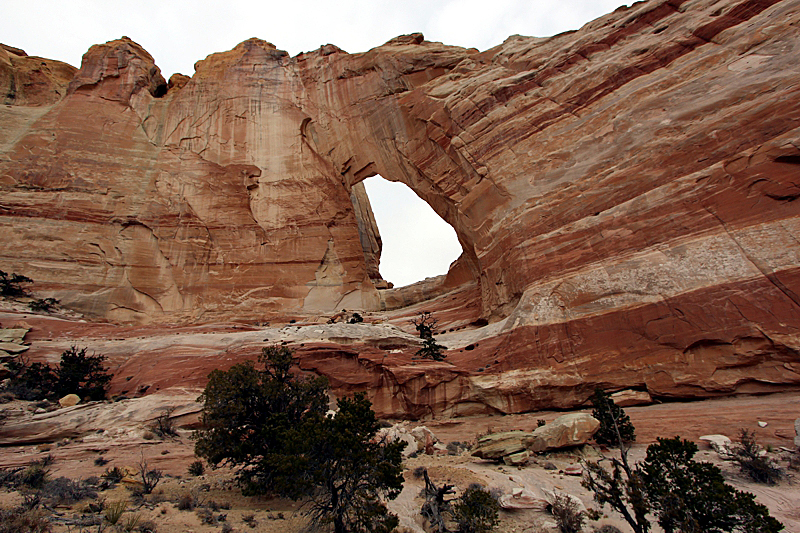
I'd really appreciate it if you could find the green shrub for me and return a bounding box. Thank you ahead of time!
[6,346,111,401]
[55,346,111,401]
[584,434,784,533]
[452,485,500,533]
[102,466,125,483]
[591,388,635,446]
[188,460,204,476]
[732,429,783,485]
[411,311,447,361]
[551,492,585,533]
[28,298,59,313]
[196,346,404,533]
[0,270,32,297]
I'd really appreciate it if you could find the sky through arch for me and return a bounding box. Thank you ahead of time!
[363,176,462,288]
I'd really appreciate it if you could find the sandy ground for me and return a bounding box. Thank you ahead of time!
[1,392,798,533]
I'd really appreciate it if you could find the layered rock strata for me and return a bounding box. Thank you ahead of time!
[2,0,800,415]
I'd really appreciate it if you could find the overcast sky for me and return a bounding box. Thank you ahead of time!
[2,0,625,287]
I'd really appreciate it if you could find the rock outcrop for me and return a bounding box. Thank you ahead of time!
[2,0,800,416]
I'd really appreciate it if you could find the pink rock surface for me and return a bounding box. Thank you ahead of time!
[2,0,800,415]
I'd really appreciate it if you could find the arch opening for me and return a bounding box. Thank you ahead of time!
[362,175,463,288]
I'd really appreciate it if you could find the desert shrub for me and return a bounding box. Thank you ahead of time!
[0,466,24,488]
[122,512,142,532]
[348,312,363,324]
[196,346,404,533]
[19,456,53,489]
[5,358,57,401]
[196,508,216,525]
[136,453,162,495]
[732,429,783,485]
[593,527,623,533]
[102,466,125,483]
[94,456,109,466]
[591,388,635,446]
[188,460,205,476]
[242,513,257,527]
[446,441,465,455]
[452,485,500,533]
[411,311,447,361]
[177,492,194,510]
[40,476,97,504]
[0,270,32,297]
[150,408,177,438]
[537,419,546,427]
[413,466,426,479]
[55,346,111,401]
[104,500,127,525]
[6,346,111,401]
[584,433,784,533]
[0,505,50,533]
[137,519,157,533]
[550,493,584,533]
[221,523,233,533]
[28,298,59,313]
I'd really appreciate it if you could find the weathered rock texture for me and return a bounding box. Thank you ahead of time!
[2,0,800,415]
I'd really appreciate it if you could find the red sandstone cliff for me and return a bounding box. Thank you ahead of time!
[2,0,800,416]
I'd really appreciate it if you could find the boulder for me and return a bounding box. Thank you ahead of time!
[499,488,548,510]
[541,489,587,513]
[699,435,734,459]
[471,431,532,460]
[58,394,81,408]
[376,425,418,457]
[525,414,600,453]
[410,426,437,445]
[610,390,652,407]
[0,328,29,344]
[503,450,531,466]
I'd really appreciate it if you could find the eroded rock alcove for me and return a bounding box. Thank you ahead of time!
[2,0,800,417]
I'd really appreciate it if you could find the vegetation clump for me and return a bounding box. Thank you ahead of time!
[732,429,783,485]
[550,492,585,533]
[5,346,111,401]
[452,484,500,533]
[591,388,635,446]
[412,311,447,361]
[0,270,32,297]
[582,414,784,533]
[195,344,405,533]
[28,297,59,313]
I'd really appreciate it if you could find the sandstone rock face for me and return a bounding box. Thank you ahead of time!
[525,413,600,452]
[2,0,800,416]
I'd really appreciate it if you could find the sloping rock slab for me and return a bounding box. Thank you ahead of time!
[471,430,533,460]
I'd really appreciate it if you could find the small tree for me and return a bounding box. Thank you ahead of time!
[591,388,635,446]
[0,270,32,297]
[732,429,783,485]
[299,393,405,533]
[452,485,500,533]
[412,311,447,361]
[194,344,329,494]
[6,356,57,400]
[412,311,438,338]
[56,346,111,401]
[641,437,783,533]
[583,430,784,533]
